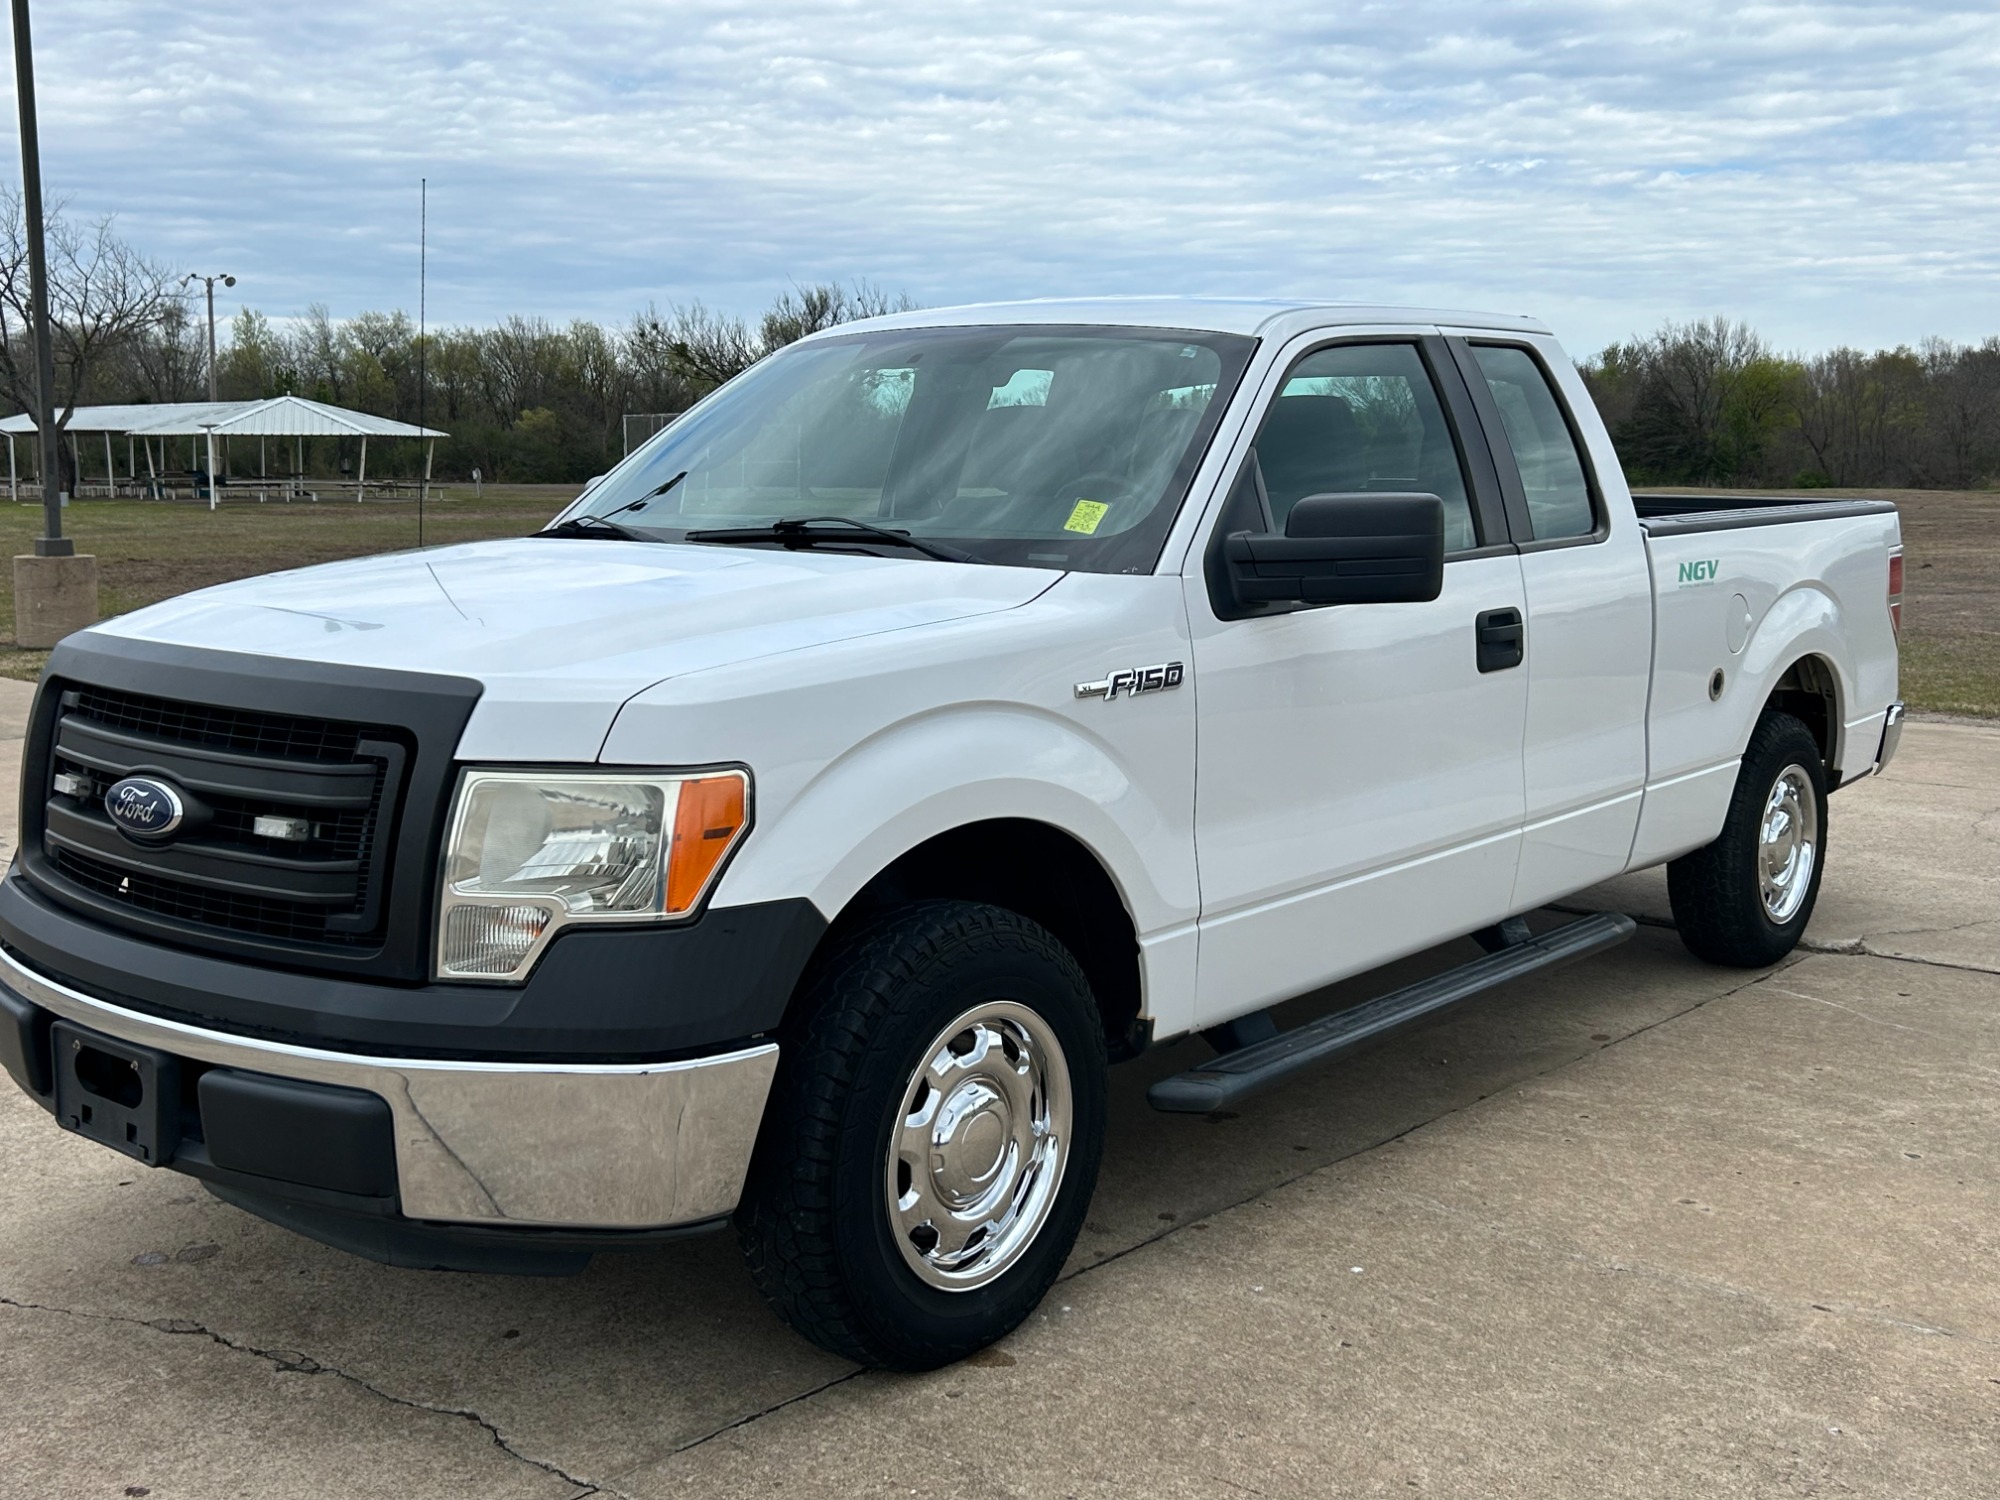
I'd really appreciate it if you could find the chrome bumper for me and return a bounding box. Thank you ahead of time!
[0,944,778,1231]
[1876,700,1907,774]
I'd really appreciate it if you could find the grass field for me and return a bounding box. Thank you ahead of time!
[2,483,1993,715]
[0,485,573,681]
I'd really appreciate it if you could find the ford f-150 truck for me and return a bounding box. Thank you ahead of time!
[0,299,1903,1369]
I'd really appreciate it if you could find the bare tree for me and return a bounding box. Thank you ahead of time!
[0,190,177,483]
[646,301,759,391]
[759,279,914,351]
[122,295,209,403]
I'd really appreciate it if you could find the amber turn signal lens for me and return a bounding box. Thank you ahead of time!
[665,774,748,914]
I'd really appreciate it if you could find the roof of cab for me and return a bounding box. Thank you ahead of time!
[805,296,1552,341]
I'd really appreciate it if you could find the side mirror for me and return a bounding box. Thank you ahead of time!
[1221,492,1445,611]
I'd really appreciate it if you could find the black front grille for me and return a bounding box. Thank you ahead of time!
[52,848,353,945]
[36,685,407,952]
[73,686,366,763]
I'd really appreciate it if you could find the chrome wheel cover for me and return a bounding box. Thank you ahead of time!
[1759,763,1819,924]
[884,1000,1071,1292]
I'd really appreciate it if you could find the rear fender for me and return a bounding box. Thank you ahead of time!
[1737,584,1853,769]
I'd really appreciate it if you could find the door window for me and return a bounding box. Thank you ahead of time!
[1250,343,1477,552]
[1469,345,1596,541]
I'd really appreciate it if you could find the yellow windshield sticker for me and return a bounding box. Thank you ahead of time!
[1064,499,1110,535]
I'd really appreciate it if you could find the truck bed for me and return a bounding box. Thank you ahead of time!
[1632,493,1900,536]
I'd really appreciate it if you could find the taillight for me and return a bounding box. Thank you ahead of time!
[1887,549,1903,636]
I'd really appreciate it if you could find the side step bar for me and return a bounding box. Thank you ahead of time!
[1148,912,1637,1114]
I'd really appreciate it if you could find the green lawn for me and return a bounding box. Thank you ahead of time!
[4,483,1994,716]
[0,485,572,681]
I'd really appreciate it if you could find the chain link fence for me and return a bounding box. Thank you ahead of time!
[622,413,684,456]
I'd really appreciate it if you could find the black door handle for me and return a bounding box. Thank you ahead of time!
[1476,607,1524,673]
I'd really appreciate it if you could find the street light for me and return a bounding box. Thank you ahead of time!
[182,271,235,402]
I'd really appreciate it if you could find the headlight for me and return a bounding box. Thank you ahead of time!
[436,769,749,982]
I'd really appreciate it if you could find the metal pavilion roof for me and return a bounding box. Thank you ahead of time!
[0,401,240,435]
[0,395,445,439]
[123,395,445,439]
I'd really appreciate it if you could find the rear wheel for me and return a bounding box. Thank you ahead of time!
[736,900,1107,1370]
[1668,710,1828,967]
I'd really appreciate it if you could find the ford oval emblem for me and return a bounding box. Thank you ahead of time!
[104,776,186,841]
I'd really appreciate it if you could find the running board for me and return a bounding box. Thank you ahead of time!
[1147,912,1637,1114]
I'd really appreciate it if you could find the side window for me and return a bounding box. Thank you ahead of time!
[1469,345,1595,541]
[1251,343,1477,552]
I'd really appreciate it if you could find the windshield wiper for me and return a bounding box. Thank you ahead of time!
[536,472,688,541]
[682,516,979,564]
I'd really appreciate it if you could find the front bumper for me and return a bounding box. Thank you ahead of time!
[0,941,778,1233]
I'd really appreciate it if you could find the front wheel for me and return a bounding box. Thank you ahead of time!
[1668,709,1828,967]
[736,901,1107,1370]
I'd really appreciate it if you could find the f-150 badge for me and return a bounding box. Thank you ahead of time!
[1075,661,1185,702]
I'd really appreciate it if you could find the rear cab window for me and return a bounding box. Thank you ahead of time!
[1467,344,1598,542]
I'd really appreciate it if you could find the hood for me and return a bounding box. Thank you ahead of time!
[86,538,1058,759]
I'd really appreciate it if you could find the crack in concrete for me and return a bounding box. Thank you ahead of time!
[1546,902,2000,977]
[1761,984,2000,1078]
[636,1368,869,1469]
[1797,934,2000,976]
[0,1294,615,1498]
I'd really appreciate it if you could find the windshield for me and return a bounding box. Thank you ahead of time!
[565,324,1256,573]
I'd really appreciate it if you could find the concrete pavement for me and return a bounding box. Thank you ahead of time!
[1,678,1994,1498]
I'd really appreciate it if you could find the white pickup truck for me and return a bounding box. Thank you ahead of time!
[0,300,1904,1369]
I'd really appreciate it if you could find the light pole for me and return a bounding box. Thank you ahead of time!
[10,0,63,553]
[9,0,97,647]
[182,271,235,402]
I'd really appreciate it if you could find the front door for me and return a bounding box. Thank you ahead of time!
[1186,336,1529,1026]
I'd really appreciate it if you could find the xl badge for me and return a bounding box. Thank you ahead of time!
[1075,661,1185,702]
[104,776,186,842]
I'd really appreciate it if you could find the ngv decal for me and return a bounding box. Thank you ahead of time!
[1677,559,1721,586]
[1075,661,1185,702]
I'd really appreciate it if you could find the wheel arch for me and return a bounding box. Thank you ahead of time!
[1739,583,1857,777]
[1764,652,1843,776]
[795,818,1148,1060]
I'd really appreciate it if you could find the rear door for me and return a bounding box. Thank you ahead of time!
[1184,333,1529,1025]
[1445,335,1652,906]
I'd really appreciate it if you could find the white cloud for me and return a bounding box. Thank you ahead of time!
[10,0,1999,353]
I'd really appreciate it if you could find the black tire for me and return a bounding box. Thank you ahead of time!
[1668,709,1828,967]
[735,900,1107,1371]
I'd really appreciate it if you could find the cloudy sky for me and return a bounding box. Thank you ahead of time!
[11,1,2000,354]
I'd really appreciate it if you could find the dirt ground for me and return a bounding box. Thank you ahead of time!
[3,484,1994,713]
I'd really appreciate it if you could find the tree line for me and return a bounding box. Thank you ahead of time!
[1,193,910,486]
[1580,317,2000,489]
[6,196,1998,490]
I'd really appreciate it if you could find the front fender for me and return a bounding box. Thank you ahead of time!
[711,702,1194,936]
